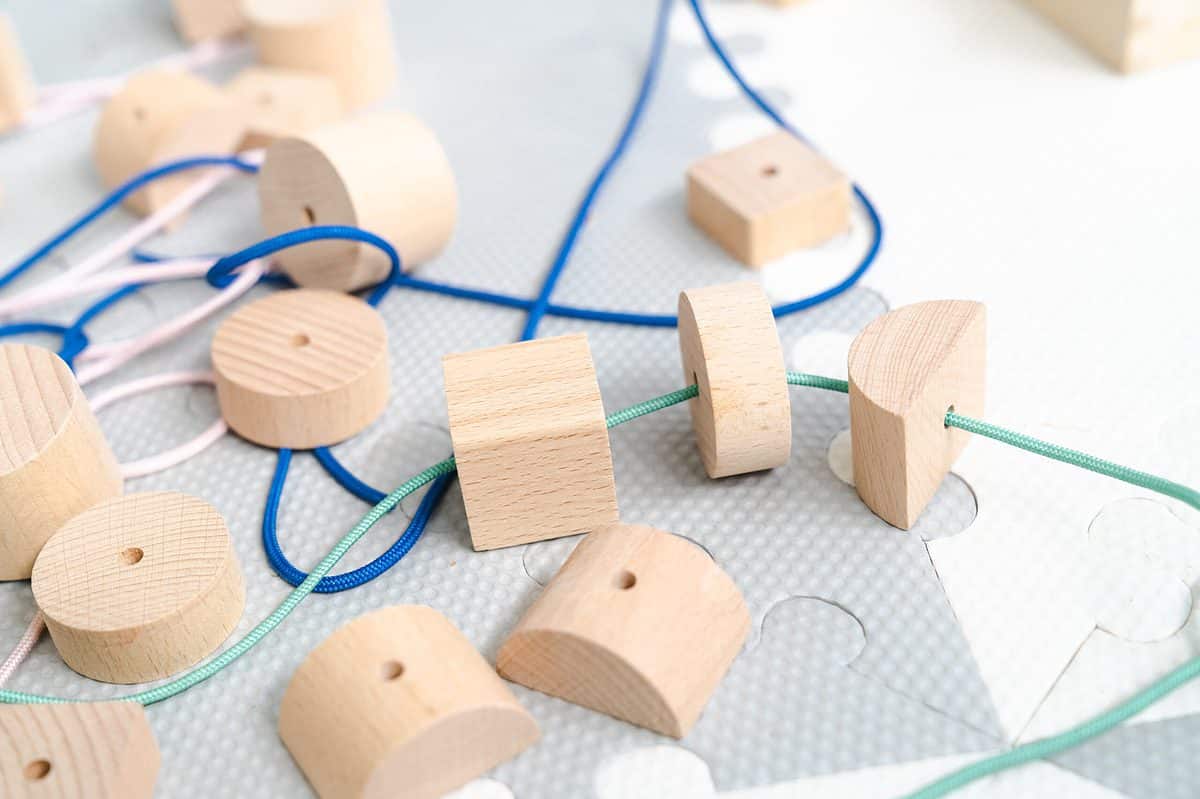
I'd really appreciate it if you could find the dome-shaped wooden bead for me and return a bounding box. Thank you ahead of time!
[0,344,123,581]
[211,289,390,448]
[258,112,458,292]
[31,491,245,684]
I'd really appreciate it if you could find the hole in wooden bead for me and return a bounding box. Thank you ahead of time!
[302,205,316,226]
[24,759,51,781]
[132,107,147,122]
[381,659,405,681]
[944,404,955,428]
[761,164,779,178]
[291,333,311,348]
[119,547,144,566]
[615,570,637,590]
[692,371,700,396]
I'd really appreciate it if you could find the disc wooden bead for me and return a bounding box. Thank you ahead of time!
[0,344,122,581]
[0,13,34,134]
[211,289,390,448]
[678,282,791,478]
[31,491,245,684]
[258,112,458,292]
[0,703,160,798]
[279,605,539,799]
[242,0,398,110]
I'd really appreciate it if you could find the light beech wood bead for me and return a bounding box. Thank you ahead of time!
[498,523,750,738]
[1022,0,1200,73]
[170,0,245,43]
[225,66,344,151]
[443,333,619,552]
[258,112,458,292]
[848,300,987,530]
[0,13,34,134]
[31,491,245,684]
[0,344,122,581]
[687,131,851,268]
[243,0,398,110]
[92,70,245,217]
[211,289,390,449]
[678,282,791,478]
[0,703,160,798]
[279,605,539,799]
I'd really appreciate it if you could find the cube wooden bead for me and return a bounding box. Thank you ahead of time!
[678,281,791,478]
[225,66,344,151]
[0,703,160,798]
[170,0,245,43]
[848,300,986,530]
[0,344,123,581]
[279,605,539,799]
[687,131,851,268]
[0,13,34,134]
[498,523,751,738]
[443,333,619,551]
[1022,0,1200,73]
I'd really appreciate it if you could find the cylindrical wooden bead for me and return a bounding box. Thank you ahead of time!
[279,605,540,799]
[678,281,791,478]
[258,112,458,292]
[0,344,123,581]
[242,0,397,110]
[224,66,344,151]
[31,491,245,684]
[170,0,245,43]
[211,289,390,448]
[0,13,35,134]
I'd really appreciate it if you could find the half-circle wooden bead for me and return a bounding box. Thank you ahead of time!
[0,703,160,798]
[848,300,986,529]
[242,0,398,110]
[211,289,390,448]
[279,605,539,799]
[678,281,791,478]
[0,344,123,581]
[498,523,750,738]
[0,13,34,134]
[258,112,458,292]
[31,491,245,684]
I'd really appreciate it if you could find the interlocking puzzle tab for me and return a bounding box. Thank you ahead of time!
[687,131,851,268]
[443,333,619,551]
[848,300,986,529]
[279,605,539,799]
[1022,0,1200,73]
[498,523,750,738]
[678,281,791,478]
[31,491,245,684]
[0,344,123,581]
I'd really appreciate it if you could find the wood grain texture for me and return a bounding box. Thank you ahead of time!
[279,605,539,799]
[225,66,344,151]
[242,0,397,109]
[443,333,619,552]
[211,289,390,448]
[170,0,245,43]
[0,345,122,581]
[0,702,159,798]
[0,13,34,134]
[498,523,750,738]
[91,70,244,217]
[848,300,986,530]
[31,491,245,684]
[687,131,850,268]
[258,112,458,291]
[678,281,791,478]
[1022,0,1200,72]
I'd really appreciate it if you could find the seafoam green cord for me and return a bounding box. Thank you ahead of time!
[3,374,1197,799]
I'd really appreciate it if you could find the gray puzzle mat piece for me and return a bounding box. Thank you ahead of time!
[1054,714,1200,799]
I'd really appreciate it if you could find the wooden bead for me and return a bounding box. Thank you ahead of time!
[0,13,34,134]
[443,333,619,552]
[258,112,458,292]
[170,0,245,43]
[687,131,851,268]
[498,523,750,738]
[1022,0,1200,73]
[279,605,539,799]
[0,703,159,798]
[678,281,791,478]
[848,300,987,530]
[242,0,398,110]
[31,491,245,684]
[0,345,122,581]
[225,66,344,151]
[211,289,390,448]
[92,70,245,217]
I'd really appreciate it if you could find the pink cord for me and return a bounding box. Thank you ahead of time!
[0,258,214,318]
[0,612,45,688]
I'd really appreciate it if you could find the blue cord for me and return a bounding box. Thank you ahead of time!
[0,155,259,291]
[314,446,386,503]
